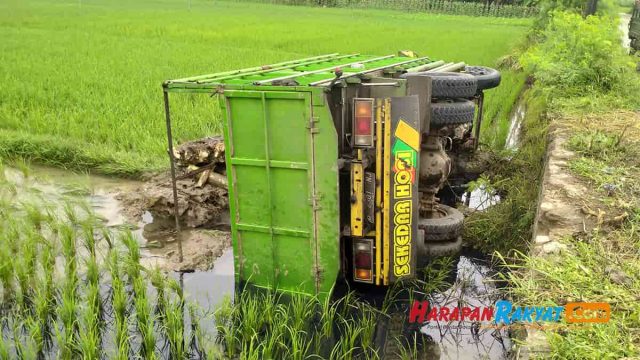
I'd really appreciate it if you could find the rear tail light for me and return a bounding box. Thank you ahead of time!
[353,99,374,148]
[353,239,374,283]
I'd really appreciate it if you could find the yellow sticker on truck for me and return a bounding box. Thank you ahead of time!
[387,97,421,282]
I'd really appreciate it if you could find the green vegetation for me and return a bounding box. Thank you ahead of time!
[490,3,640,357]
[242,0,539,18]
[0,0,529,176]
[465,87,548,253]
[502,113,640,358]
[521,10,640,110]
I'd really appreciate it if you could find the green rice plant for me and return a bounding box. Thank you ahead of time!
[213,295,238,358]
[109,250,129,354]
[25,315,44,357]
[393,334,420,360]
[164,296,186,360]
[81,221,97,258]
[0,332,9,360]
[133,276,157,359]
[147,267,167,323]
[121,231,141,282]
[259,321,283,359]
[113,314,132,360]
[22,202,48,231]
[13,318,37,360]
[62,202,79,225]
[0,245,14,305]
[240,333,261,360]
[282,324,312,360]
[14,254,33,312]
[77,299,101,360]
[317,290,338,345]
[288,293,316,332]
[237,293,265,343]
[357,304,378,354]
[56,278,79,359]
[329,317,363,360]
[101,228,114,249]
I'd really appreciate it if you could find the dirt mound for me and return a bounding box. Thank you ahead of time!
[120,136,230,228]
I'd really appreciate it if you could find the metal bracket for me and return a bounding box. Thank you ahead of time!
[307,116,320,133]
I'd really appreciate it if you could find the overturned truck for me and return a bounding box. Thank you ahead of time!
[162,53,500,299]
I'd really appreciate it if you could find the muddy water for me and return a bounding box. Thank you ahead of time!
[505,102,526,150]
[420,251,510,359]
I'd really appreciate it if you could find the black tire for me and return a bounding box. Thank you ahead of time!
[464,66,501,91]
[431,100,475,128]
[423,229,462,241]
[418,204,464,241]
[422,236,463,257]
[402,72,477,98]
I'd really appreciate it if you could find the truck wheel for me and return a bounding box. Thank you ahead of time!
[418,204,464,241]
[422,236,463,257]
[464,66,501,91]
[431,100,475,128]
[402,72,477,98]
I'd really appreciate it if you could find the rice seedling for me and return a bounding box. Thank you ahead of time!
[108,249,131,359]
[164,296,186,360]
[288,293,316,333]
[77,299,101,360]
[213,296,238,358]
[0,332,9,360]
[0,246,14,306]
[241,334,262,360]
[24,314,44,358]
[13,317,38,360]
[316,291,338,351]
[283,324,313,360]
[329,318,363,360]
[122,231,141,282]
[56,279,79,359]
[147,267,167,321]
[133,276,157,359]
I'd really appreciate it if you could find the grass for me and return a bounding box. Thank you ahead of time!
[498,112,640,358]
[464,87,548,254]
[0,0,530,176]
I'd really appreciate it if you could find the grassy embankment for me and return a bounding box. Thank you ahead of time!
[475,6,640,358]
[0,0,529,177]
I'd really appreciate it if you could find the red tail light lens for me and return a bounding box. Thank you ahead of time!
[353,239,374,283]
[353,99,374,148]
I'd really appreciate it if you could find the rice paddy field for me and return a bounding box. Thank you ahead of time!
[0,0,531,177]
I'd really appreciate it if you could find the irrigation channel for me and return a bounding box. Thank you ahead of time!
[0,97,527,359]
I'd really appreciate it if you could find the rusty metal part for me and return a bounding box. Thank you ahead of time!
[163,90,184,263]
[474,92,484,150]
[419,135,451,214]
